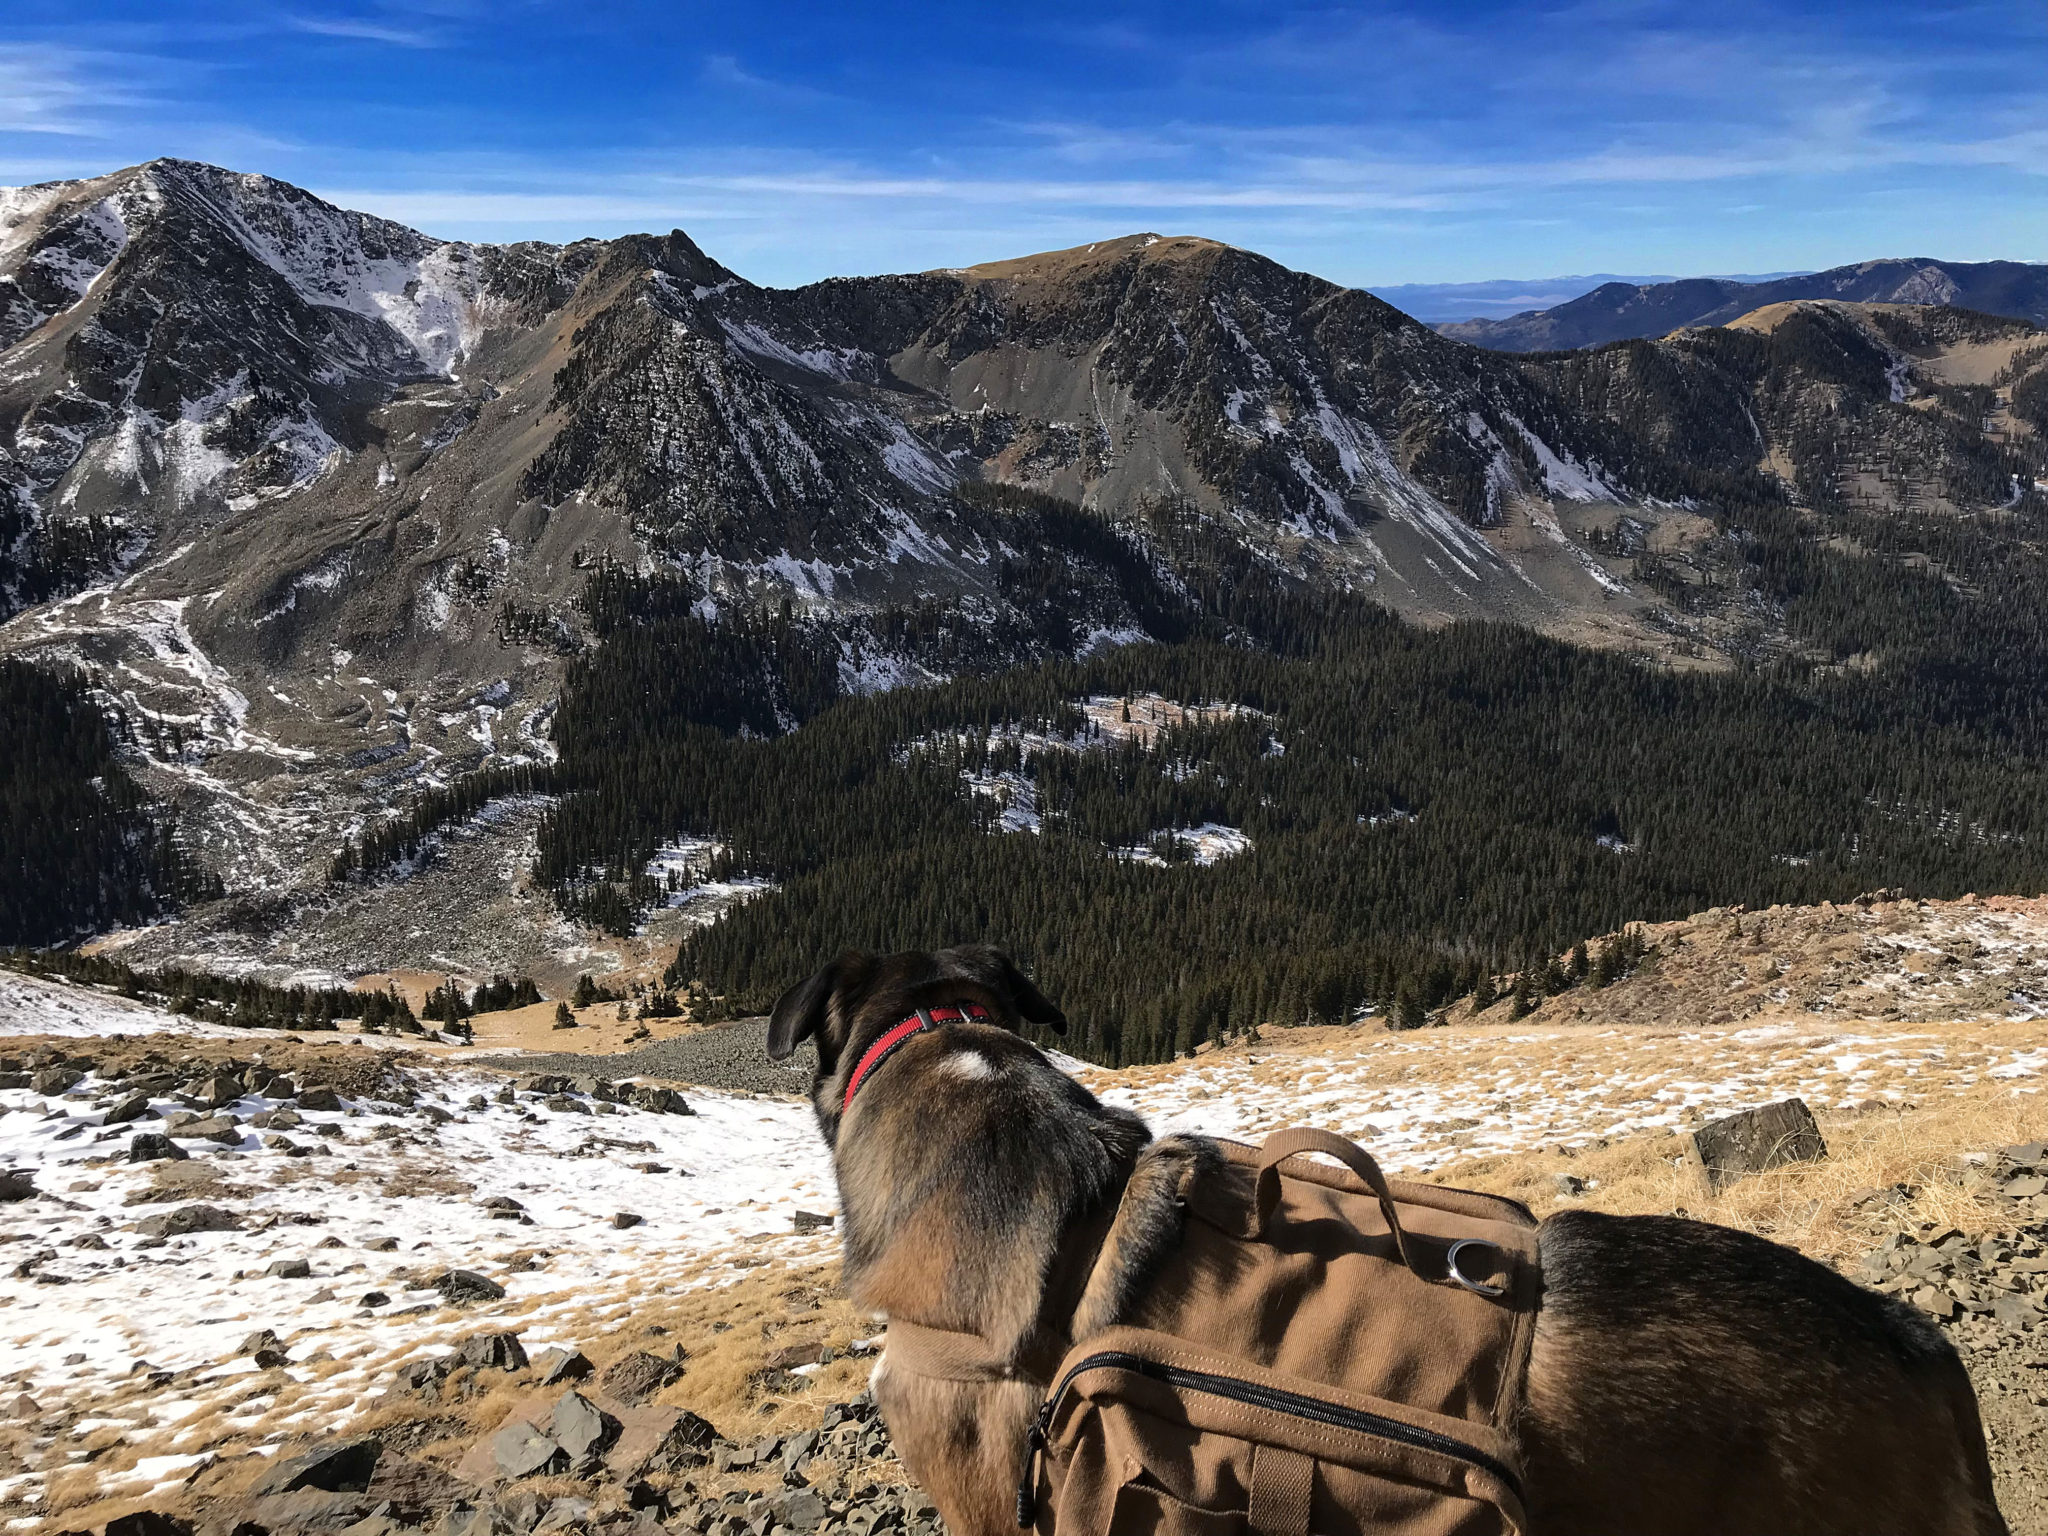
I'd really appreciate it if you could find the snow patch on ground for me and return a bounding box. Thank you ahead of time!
[0,971,259,1040]
[722,321,867,383]
[962,770,1042,834]
[0,1054,837,1457]
[641,840,776,917]
[1503,413,1622,503]
[1113,823,1253,866]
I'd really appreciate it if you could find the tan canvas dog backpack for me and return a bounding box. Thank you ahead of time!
[1019,1128,1541,1536]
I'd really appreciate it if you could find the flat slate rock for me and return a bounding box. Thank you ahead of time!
[491,1420,562,1480]
[460,1387,704,1485]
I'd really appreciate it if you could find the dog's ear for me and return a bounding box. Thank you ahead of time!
[941,945,1067,1034]
[768,952,868,1061]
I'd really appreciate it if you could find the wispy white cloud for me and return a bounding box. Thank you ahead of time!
[0,46,154,139]
[288,15,440,48]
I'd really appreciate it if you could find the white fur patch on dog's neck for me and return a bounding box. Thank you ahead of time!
[940,1051,996,1081]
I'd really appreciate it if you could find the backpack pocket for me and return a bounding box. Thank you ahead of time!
[1023,1330,1525,1536]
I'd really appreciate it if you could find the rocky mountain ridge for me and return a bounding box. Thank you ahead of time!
[3,161,2046,983]
[1438,256,2048,352]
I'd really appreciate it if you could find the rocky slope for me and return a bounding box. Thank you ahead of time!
[1439,256,2048,352]
[1,947,2044,1533]
[3,162,2046,983]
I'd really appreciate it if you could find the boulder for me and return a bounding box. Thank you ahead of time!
[394,1359,451,1393]
[492,1420,563,1480]
[772,1491,828,1533]
[629,1085,692,1116]
[791,1210,834,1233]
[267,1257,313,1279]
[456,1332,529,1372]
[532,1346,594,1386]
[1683,1098,1827,1192]
[297,1085,344,1112]
[1993,1293,2041,1330]
[600,1350,681,1405]
[255,1437,384,1495]
[241,1328,284,1355]
[550,1390,619,1468]
[437,1269,507,1304]
[195,1074,244,1109]
[178,1115,244,1145]
[103,1093,154,1125]
[612,1212,644,1230]
[0,1169,36,1202]
[128,1132,188,1163]
[135,1203,242,1237]
[29,1068,82,1096]
[531,1497,592,1533]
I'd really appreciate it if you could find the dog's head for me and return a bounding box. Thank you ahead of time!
[766,944,1066,1113]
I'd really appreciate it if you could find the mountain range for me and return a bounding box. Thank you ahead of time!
[1370,272,1809,324]
[3,158,2047,985]
[1437,258,2048,351]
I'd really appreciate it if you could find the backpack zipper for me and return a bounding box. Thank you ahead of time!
[1015,1349,1519,1528]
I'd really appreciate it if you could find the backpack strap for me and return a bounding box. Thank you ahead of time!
[1248,1444,1315,1536]
[1246,1127,1420,1277]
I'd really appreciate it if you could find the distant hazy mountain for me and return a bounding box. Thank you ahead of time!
[1372,273,1806,324]
[1437,258,2048,351]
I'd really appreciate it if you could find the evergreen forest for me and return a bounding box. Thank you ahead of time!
[529,483,2048,1066]
[0,660,215,949]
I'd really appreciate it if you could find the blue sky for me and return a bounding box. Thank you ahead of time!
[4,1,2044,291]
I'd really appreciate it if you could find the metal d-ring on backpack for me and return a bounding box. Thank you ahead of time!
[1019,1128,1542,1536]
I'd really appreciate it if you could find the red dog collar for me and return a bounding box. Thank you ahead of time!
[842,1003,991,1112]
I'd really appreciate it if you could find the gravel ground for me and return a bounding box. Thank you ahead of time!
[476,1016,818,1096]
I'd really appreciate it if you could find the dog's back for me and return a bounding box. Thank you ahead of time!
[1521,1211,2006,1536]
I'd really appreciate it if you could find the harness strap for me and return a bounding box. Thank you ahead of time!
[883,1317,1067,1384]
[842,1003,991,1113]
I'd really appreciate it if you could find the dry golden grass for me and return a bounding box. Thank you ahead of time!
[1430,1083,2045,1268]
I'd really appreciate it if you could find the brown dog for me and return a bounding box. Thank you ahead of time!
[768,947,2006,1536]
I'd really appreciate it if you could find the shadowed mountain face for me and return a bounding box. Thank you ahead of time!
[1438,259,2048,352]
[1,160,2045,916]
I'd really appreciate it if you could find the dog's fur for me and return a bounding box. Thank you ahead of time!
[770,948,2007,1536]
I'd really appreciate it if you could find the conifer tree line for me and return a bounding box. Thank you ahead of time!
[532,483,2048,1066]
[1,946,548,1035]
[2,947,364,1031]
[326,763,561,883]
[0,660,218,948]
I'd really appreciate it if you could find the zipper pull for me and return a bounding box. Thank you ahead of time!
[1014,1409,1051,1527]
